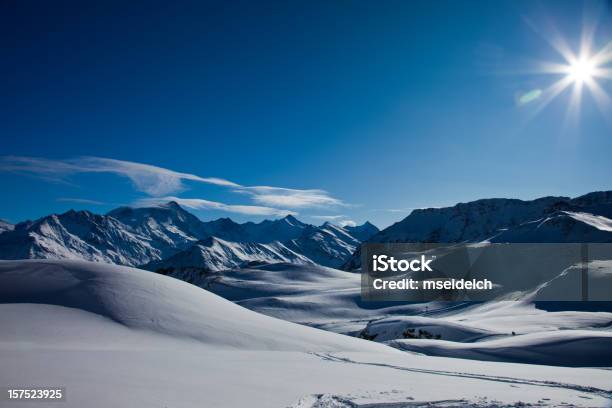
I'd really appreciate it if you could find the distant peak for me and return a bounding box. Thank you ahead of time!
[345,221,377,230]
[282,214,303,226]
[0,218,14,230]
[153,200,184,211]
[61,209,94,218]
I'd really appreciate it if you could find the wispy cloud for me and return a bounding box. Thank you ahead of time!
[310,215,347,221]
[339,219,357,227]
[310,214,356,227]
[134,196,296,217]
[57,197,106,205]
[242,186,347,209]
[0,156,238,196]
[0,156,345,212]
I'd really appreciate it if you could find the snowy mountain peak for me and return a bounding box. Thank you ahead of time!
[63,208,94,217]
[0,219,14,234]
[0,202,377,269]
[107,202,208,257]
[286,223,363,268]
[108,200,193,223]
[343,192,612,270]
[371,195,570,244]
[161,200,183,210]
[145,235,313,275]
[281,214,306,227]
[344,221,379,242]
[0,209,161,265]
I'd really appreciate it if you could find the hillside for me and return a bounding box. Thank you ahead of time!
[344,191,612,270]
[1,260,610,407]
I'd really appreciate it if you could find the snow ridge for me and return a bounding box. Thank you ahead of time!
[0,219,13,234]
[0,203,378,268]
[344,191,612,270]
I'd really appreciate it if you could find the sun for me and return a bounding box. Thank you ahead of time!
[523,38,612,124]
[566,57,596,83]
[519,14,612,124]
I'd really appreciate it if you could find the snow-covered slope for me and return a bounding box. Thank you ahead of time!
[145,236,313,275]
[373,196,566,243]
[0,203,374,268]
[287,222,361,268]
[388,330,612,366]
[360,301,612,366]
[0,210,161,265]
[186,259,612,366]
[149,219,374,272]
[344,191,612,270]
[347,262,612,364]
[165,262,371,323]
[492,211,612,243]
[0,204,210,266]
[242,214,310,242]
[107,201,206,256]
[0,219,13,234]
[137,214,375,271]
[0,259,375,351]
[2,260,610,408]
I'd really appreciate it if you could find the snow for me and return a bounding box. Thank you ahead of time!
[0,219,13,234]
[0,259,363,351]
[287,224,360,268]
[345,192,612,271]
[387,329,612,366]
[243,214,310,242]
[183,260,612,367]
[0,210,162,265]
[1,259,611,407]
[530,260,612,301]
[565,211,612,232]
[145,236,313,274]
[0,204,375,269]
[492,211,612,243]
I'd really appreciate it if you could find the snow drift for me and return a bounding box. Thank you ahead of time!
[1,260,611,408]
[0,259,384,352]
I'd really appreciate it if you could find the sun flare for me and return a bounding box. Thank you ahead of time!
[567,57,596,83]
[523,14,612,125]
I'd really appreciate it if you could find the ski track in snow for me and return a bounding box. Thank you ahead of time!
[309,352,612,400]
[290,394,475,408]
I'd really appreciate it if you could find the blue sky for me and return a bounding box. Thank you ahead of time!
[1,0,611,228]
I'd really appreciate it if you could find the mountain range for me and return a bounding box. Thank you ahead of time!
[1,191,611,274]
[0,202,378,270]
[342,191,612,270]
